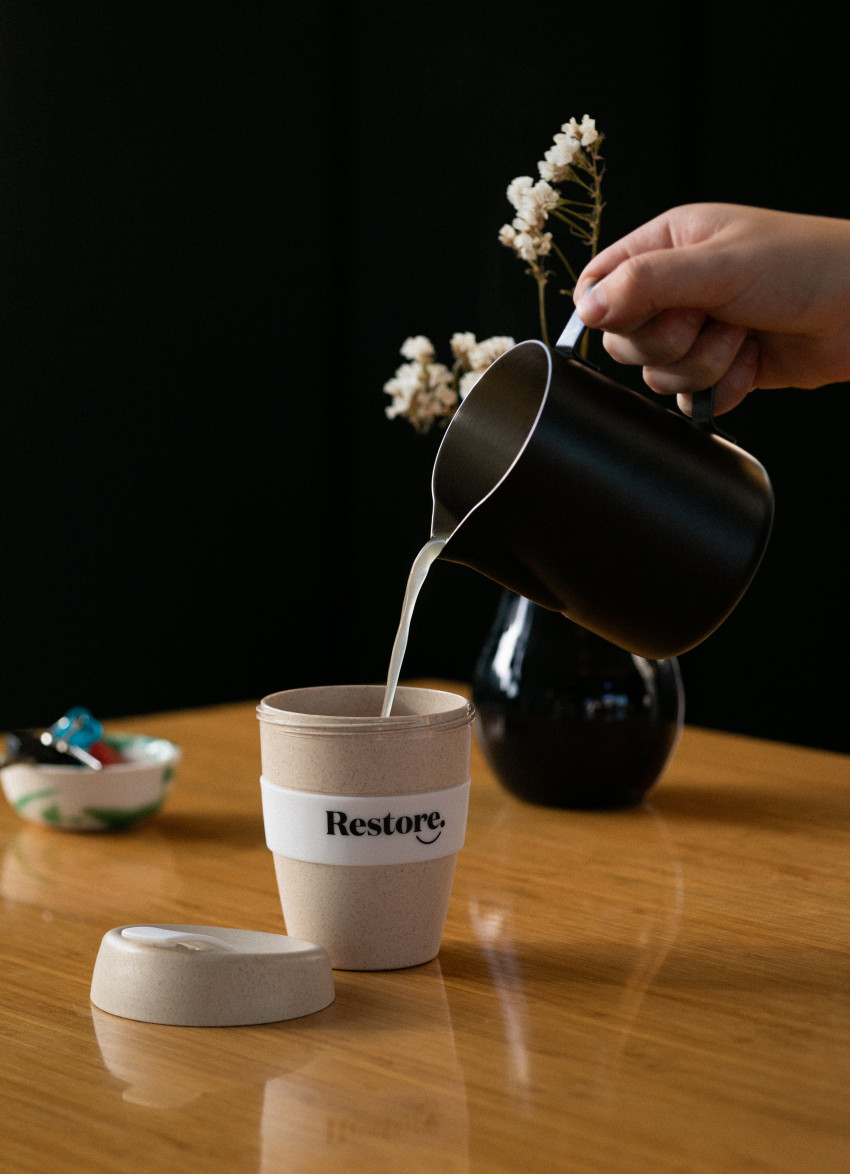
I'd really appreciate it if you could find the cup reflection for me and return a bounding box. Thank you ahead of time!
[259,962,469,1173]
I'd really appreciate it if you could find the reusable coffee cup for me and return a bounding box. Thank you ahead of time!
[257,685,474,971]
[430,311,774,660]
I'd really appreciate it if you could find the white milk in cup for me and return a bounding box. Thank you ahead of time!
[258,683,474,970]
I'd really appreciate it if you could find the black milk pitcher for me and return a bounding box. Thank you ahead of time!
[430,311,774,660]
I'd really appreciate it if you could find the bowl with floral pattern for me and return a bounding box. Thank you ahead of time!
[0,733,181,832]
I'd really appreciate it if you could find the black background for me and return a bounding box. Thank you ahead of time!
[1,3,847,751]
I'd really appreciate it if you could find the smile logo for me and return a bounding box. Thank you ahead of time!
[415,819,445,845]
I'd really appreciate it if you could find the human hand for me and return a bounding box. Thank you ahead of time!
[573,203,850,413]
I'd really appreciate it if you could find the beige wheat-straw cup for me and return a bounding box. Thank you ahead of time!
[257,684,474,970]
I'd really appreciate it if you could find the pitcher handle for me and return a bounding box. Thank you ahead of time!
[557,307,733,440]
[554,306,588,356]
[691,386,717,431]
[690,386,736,441]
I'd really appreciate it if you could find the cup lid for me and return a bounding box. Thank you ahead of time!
[90,924,335,1026]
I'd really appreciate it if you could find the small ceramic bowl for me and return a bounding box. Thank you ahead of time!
[0,733,181,832]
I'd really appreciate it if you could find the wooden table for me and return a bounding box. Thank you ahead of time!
[2,683,850,1173]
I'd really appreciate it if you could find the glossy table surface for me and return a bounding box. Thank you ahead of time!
[2,683,850,1173]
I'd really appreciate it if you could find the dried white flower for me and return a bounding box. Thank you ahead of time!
[468,335,515,371]
[519,203,544,233]
[384,362,423,419]
[537,116,598,181]
[506,178,559,232]
[400,335,435,364]
[450,331,478,364]
[458,370,481,399]
[514,230,542,262]
[532,179,559,213]
[538,132,581,183]
[501,181,557,261]
[565,114,597,146]
[455,336,516,398]
[383,351,458,432]
[421,363,456,421]
[506,176,535,210]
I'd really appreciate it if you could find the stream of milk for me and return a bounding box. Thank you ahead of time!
[380,538,447,717]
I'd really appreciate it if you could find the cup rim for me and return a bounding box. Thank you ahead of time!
[256,684,474,734]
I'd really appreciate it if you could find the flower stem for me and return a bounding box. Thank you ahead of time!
[537,273,549,344]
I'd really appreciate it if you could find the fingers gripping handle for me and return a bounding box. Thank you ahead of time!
[557,306,721,434]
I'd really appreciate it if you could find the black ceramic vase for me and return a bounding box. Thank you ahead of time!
[471,590,685,810]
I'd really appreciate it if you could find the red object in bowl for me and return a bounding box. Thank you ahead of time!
[87,740,127,766]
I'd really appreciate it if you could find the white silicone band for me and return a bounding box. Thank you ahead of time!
[260,776,471,865]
